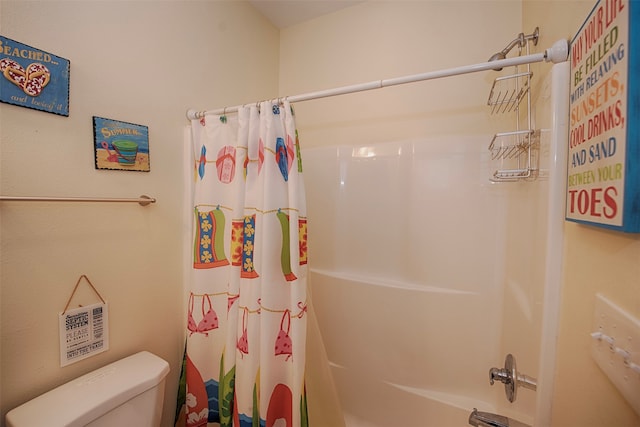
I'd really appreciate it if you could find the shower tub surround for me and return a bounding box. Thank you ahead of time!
[302,133,555,427]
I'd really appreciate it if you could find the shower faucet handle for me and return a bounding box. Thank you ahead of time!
[489,366,512,386]
[488,354,537,403]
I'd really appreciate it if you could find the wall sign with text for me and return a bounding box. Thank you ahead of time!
[568,0,639,232]
[93,116,150,172]
[0,35,70,116]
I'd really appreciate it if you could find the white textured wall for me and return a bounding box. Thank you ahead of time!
[0,2,279,426]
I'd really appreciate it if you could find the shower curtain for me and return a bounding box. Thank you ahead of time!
[179,100,308,427]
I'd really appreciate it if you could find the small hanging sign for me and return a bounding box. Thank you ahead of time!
[567,0,640,232]
[58,275,109,367]
[59,302,109,367]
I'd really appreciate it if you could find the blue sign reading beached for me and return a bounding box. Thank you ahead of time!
[0,35,70,116]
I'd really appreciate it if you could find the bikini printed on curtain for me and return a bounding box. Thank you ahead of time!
[179,100,308,427]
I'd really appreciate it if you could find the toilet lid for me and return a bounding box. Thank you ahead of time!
[5,351,169,427]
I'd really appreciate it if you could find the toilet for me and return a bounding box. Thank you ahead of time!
[6,351,170,427]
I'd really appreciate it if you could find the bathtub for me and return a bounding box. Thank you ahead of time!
[335,368,489,427]
[309,268,516,427]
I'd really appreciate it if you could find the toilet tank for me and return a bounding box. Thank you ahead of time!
[6,351,170,427]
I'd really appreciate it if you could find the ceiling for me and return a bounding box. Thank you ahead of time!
[247,0,363,29]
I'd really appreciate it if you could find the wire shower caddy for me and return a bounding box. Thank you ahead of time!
[487,28,540,181]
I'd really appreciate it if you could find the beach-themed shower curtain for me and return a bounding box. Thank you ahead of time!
[179,100,308,427]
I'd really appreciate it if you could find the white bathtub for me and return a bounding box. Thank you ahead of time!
[309,268,512,427]
[335,368,487,427]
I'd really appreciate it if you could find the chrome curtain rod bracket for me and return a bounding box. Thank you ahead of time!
[0,194,156,207]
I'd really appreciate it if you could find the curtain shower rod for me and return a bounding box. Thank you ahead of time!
[187,39,569,120]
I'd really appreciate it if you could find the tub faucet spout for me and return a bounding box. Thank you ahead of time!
[468,408,530,427]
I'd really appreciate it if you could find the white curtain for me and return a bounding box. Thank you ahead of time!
[181,100,308,427]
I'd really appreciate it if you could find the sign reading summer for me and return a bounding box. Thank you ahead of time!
[568,0,640,232]
[93,116,150,172]
[0,35,70,116]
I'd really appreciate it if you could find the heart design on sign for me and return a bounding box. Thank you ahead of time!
[0,58,50,96]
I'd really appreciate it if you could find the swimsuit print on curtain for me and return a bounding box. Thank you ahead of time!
[182,100,308,427]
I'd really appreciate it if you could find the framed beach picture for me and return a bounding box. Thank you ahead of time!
[0,35,70,116]
[93,116,150,172]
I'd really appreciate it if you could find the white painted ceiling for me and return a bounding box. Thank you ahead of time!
[247,0,363,29]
